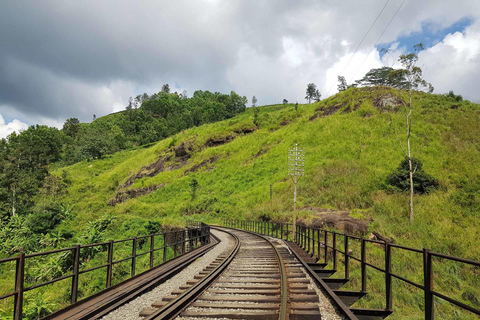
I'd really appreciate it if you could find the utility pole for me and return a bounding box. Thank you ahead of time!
[288,144,304,242]
[270,184,273,211]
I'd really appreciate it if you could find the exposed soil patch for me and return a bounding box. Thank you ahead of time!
[234,127,256,134]
[204,135,235,147]
[310,102,346,121]
[373,93,406,112]
[254,147,270,158]
[451,104,460,109]
[299,207,371,236]
[109,184,165,206]
[121,156,171,188]
[280,119,290,126]
[184,155,221,175]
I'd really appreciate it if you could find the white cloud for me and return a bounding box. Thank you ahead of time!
[420,20,480,100]
[0,114,28,139]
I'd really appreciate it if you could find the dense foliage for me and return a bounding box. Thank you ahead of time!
[386,157,439,194]
[0,89,247,219]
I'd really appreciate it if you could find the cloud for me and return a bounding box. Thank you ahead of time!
[420,19,480,100]
[0,0,479,126]
[0,114,28,139]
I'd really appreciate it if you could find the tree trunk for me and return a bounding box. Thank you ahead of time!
[407,92,414,221]
[12,185,16,217]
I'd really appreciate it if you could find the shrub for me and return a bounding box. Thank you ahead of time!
[386,157,439,194]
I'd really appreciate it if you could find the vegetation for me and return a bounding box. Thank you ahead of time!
[0,84,479,319]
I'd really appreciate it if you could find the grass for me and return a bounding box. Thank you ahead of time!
[1,86,479,319]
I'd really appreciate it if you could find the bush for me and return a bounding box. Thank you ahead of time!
[386,157,439,194]
[26,203,64,234]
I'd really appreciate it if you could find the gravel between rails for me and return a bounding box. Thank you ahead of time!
[101,229,234,320]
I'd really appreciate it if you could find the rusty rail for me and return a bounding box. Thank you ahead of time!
[0,223,210,319]
[225,219,480,319]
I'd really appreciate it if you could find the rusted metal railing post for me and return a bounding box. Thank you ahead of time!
[361,238,366,292]
[385,242,392,311]
[317,229,321,261]
[344,236,350,279]
[71,245,80,304]
[150,235,155,268]
[131,237,137,277]
[324,231,328,264]
[14,253,25,320]
[307,227,311,253]
[106,240,114,288]
[333,232,337,270]
[424,249,434,320]
[163,233,167,263]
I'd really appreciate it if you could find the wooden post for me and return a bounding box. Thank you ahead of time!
[71,245,80,304]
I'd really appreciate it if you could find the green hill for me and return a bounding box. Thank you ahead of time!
[2,86,479,319]
[54,87,479,256]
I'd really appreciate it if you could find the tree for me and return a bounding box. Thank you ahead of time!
[389,43,434,222]
[313,89,322,102]
[283,99,288,104]
[252,95,257,107]
[189,178,198,201]
[161,84,170,93]
[93,114,96,121]
[62,118,80,139]
[295,102,298,112]
[305,83,320,103]
[253,107,260,127]
[337,76,348,92]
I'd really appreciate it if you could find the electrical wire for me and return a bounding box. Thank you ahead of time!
[349,0,407,84]
[326,0,391,97]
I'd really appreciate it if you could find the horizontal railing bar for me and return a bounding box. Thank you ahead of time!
[113,238,134,244]
[364,239,387,245]
[0,291,16,300]
[430,252,480,266]
[135,251,151,258]
[112,256,134,265]
[24,274,73,291]
[78,264,109,275]
[390,273,424,290]
[364,261,386,273]
[81,241,110,249]
[26,246,75,258]
[0,256,18,263]
[390,243,423,253]
[432,289,480,315]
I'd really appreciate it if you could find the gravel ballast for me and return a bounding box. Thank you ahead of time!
[101,229,233,320]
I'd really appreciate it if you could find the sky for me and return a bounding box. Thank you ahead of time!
[0,0,479,138]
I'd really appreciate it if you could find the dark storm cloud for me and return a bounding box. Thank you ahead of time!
[0,0,479,130]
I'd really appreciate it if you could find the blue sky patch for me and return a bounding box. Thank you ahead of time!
[379,16,475,57]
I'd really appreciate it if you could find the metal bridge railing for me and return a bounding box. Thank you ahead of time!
[224,219,480,320]
[0,223,210,320]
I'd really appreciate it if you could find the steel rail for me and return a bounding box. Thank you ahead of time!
[42,233,220,320]
[220,226,289,320]
[143,227,241,320]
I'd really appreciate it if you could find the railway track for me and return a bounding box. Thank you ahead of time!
[139,227,324,320]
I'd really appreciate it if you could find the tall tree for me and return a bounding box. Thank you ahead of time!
[389,43,433,222]
[337,76,348,92]
[161,84,170,93]
[305,83,321,103]
[62,118,80,139]
[252,95,257,107]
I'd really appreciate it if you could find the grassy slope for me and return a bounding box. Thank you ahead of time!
[51,87,479,319]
